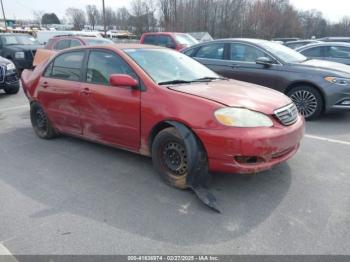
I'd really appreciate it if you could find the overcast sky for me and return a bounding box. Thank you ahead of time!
[3,0,349,23]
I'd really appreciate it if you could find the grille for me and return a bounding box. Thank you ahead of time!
[5,74,19,83]
[274,103,299,126]
[0,65,5,83]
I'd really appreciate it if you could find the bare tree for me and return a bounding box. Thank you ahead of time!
[66,8,86,30]
[86,5,100,30]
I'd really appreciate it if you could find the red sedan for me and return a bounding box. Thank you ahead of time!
[21,44,304,189]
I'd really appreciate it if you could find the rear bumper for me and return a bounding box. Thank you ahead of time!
[194,117,305,174]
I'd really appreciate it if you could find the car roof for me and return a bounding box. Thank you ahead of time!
[285,40,319,44]
[62,43,167,51]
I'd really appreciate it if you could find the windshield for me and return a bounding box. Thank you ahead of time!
[260,41,307,63]
[124,48,219,84]
[1,35,39,45]
[84,38,113,45]
[174,34,198,46]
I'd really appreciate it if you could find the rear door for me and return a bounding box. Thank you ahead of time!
[38,50,86,135]
[79,49,141,150]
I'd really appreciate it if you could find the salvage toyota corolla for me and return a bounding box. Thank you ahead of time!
[21,44,304,189]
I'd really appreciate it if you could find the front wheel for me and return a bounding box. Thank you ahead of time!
[287,86,323,120]
[30,102,58,139]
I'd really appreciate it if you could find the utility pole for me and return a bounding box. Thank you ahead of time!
[0,0,7,31]
[102,0,106,38]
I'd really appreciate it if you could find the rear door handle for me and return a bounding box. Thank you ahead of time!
[230,64,240,68]
[81,87,91,95]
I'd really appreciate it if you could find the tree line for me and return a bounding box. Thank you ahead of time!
[32,0,350,39]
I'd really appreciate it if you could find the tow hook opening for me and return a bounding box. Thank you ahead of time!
[235,156,264,164]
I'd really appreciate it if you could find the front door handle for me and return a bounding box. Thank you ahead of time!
[42,81,49,88]
[81,87,91,95]
[230,64,240,68]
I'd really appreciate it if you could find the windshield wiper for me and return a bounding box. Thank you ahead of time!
[158,80,192,85]
[193,76,228,82]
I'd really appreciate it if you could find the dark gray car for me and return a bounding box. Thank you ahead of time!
[296,42,350,65]
[182,38,350,119]
[284,40,321,50]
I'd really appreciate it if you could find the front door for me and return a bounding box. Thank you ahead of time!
[79,50,141,150]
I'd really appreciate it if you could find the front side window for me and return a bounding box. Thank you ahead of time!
[86,50,137,85]
[230,43,267,62]
[327,46,350,59]
[124,48,219,84]
[143,35,156,45]
[46,51,85,81]
[157,35,175,47]
[70,39,82,48]
[301,47,323,57]
[195,43,225,60]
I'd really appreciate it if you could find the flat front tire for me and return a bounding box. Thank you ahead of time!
[30,102,58,139]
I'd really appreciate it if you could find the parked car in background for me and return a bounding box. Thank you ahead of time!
[0,57,20,94]
[21,44,304,189]
[36,30,103,45]
[33,35,114,67]
[318,37,350,43]
[0,33,43,74]
[44,35,113,50]
[182,38,350,119]
[284,40,321,50]
[272,37,300,43]
[296,42,350,65]
[140,32,198,50]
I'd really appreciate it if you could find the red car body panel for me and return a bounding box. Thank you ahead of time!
[22,44,305,175]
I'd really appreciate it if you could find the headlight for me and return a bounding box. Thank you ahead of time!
[214,108,273,127]
[15,51,25,59]
[6,63,16,71]
[324,76,350,86]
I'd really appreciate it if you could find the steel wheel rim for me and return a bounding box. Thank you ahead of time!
[161,141,188,176]
[290,90,318,118]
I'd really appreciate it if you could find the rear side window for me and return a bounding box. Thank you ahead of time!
[45,51,85,81]
[301,47,323,57]
[86,50,137,85]
[54,39,71,50]
[195,43,225,60]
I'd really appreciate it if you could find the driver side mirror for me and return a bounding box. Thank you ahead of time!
[109,74,138,88]
[256,57,275,66]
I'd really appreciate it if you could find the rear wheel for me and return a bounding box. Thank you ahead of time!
[287,86,323,120]
[30,102,58,139]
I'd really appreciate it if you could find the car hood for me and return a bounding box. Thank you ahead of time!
[4,44,43,52]
[296,59,350,77]
[168,79,292,115]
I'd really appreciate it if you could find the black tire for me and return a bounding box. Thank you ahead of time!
[4,85,20,95]
[151,127,207,189]
[30,102,58,139]
[287,85,323,120]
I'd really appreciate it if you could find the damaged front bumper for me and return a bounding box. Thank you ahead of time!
[194,117,305,175]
